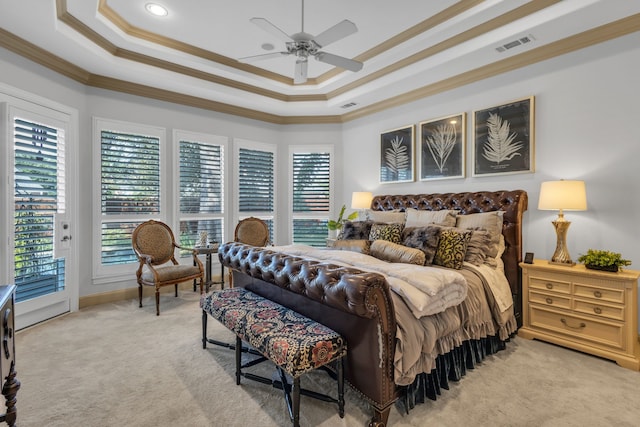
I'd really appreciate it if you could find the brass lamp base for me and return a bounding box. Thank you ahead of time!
[549,218,575,266]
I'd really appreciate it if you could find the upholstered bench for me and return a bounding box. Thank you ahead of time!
[201,287,347,427]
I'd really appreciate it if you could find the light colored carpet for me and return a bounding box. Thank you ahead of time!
[15,290,640,427]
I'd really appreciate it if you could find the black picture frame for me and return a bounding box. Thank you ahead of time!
[419,113,465,181]
[380,125,414,183]
[472,96,535,176]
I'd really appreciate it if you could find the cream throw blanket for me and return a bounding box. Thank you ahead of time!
[270,245,468,317]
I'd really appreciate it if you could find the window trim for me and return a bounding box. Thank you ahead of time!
[93,117,167,279]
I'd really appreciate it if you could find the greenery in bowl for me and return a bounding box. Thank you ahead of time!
[327,205,358,231]
[577,249,631,271]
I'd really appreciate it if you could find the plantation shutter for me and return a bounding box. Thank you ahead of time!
[291,151,331,247]
[13,118,66,301]
[237,147,275,238]
[238,148,274,212]
[100,130,160,265]
[179,140,224,250]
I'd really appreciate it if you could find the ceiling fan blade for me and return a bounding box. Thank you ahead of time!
[315,52,363,72]
[294,60,308,84]
[238,52,290,63]
[312,20,358,48]
[250,17,293,43]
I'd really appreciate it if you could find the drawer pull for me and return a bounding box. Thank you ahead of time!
[593,307,602,315]
[546,283,553,290]
[561,318,586,330]
[593,291,602,298]
[545,297,553,305]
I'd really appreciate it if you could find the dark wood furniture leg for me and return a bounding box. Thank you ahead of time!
[0,362,19,427]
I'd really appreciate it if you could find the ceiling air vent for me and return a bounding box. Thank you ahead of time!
[340,102,357,109]
[495,34,535,53]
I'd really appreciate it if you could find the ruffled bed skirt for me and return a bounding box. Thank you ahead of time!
[398,334,512,413]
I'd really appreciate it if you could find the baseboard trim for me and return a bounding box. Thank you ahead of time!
[79,282,196,309]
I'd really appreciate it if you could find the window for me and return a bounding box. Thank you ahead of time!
[235,140,276,240]
[177,131,226,254]
[290,146,333,247]
[95,118,165,271]
[13,116,66,301]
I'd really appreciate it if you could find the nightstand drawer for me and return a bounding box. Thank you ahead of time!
[529,276,571,294]
[574,283,624,304]
[574,298,624,321]
[529,290,570,309]
[529,305,624,350]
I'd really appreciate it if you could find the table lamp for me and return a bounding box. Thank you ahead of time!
[538,180,587,266]
[351,191,373,220]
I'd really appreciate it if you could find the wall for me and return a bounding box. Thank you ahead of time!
[342,32,640,273]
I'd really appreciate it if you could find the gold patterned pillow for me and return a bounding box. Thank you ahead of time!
[433,229,471,269]
[369,223,404,244]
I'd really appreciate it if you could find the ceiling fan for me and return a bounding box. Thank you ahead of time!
[238,0,363,84]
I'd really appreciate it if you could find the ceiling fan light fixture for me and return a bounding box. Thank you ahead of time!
[145,3,168,17]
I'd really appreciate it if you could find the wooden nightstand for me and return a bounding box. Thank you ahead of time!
[519,260,640,370]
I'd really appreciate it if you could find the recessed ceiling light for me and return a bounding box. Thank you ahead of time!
[145,3,168,17]
[261,43,275,51]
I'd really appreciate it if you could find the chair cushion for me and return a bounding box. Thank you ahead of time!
[141,265,201,283]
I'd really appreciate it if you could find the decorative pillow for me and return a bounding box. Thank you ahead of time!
[455,211,504,259]
[332,239,371,255]
[464,228,492,267]
[369,223,404,244]
[405,208,457,228]
[366,210,406,224]
[433,229,471,269]
[370,240,426,266]
[402,226,441,265]
[340,221,373,240]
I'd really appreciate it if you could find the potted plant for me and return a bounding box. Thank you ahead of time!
[577,249,631,272]
[327,205,358,239]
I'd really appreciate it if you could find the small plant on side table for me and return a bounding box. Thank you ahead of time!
[327,205,358,238]
[577,249,631,272]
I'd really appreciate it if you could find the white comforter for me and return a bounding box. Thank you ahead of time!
[270,244,468,317]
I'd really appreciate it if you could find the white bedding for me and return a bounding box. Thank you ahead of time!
[270,244,468,317]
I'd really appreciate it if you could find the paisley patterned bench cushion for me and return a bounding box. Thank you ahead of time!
[201,287,347,378]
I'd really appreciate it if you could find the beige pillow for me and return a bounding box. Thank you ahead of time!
[370,240,426,265]
[455,211,504,259]
[332,239,371,254]
[366,210,406,224]
[405,208,457,228]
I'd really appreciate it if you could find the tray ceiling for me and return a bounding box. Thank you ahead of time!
[1,0,639,123]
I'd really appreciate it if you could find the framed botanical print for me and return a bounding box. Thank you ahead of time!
[472,96,535,176]
[380,125,414,183]
[419,113,465,180]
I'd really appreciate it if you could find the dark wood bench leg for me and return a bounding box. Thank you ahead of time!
[235,336,242,385]
[292,377,300,427]
[201,310,207,349]
[337,356,345,418]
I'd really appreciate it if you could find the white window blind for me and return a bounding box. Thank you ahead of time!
[291,148,332,247]
[13,117,66,301]
[100,128,161,266]
[237,146,275,237]
[179,138,224,252]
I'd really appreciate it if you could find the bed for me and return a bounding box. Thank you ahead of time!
[218,190,528,426]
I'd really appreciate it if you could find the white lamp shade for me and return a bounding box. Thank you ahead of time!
[351,191,373,209]
[538,180,587,211]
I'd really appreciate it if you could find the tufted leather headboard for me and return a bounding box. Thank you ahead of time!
[370,190,528,323]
